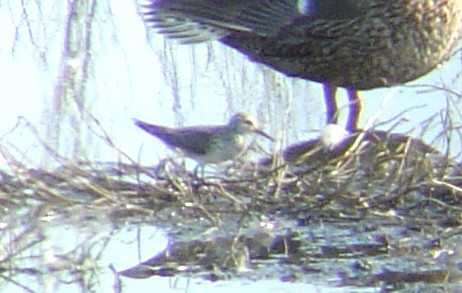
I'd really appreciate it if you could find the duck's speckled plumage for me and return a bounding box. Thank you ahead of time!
[142,0,462,129]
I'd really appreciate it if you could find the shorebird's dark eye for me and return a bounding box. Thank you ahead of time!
[244,120,254,127]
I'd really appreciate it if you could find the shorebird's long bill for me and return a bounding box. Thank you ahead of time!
[255,129,274,141]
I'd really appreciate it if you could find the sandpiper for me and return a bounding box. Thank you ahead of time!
[141,0,462,130]
[134,112,272,165]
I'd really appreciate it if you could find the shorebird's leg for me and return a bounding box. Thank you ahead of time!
[323,84,339,125]
[345,89,362,131]
[193,164,206,179]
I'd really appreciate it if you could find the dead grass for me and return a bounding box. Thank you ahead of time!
[1,107,462,291]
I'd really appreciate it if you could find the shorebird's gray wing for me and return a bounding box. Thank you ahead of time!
[170,127,219,155]
[134,119,217,155]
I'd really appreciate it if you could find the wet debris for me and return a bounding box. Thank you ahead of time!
[1,128,462,291]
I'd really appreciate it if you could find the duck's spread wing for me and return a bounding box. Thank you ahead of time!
[142,0,371,43]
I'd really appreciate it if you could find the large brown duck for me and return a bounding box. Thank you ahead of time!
[141,0,462,130]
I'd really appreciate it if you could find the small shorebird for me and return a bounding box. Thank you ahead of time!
[141,0,462,130]
[134,112,272,166]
